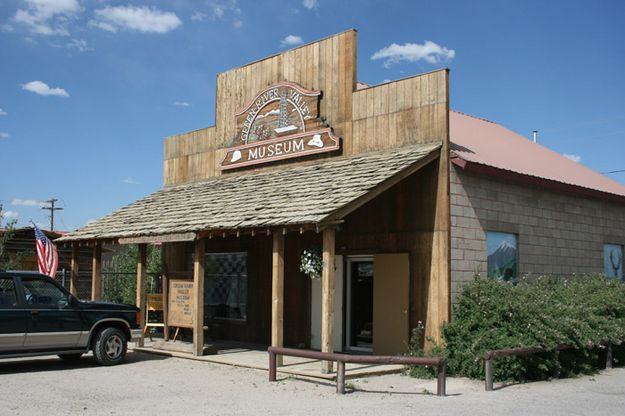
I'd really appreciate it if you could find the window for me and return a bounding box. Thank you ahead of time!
[487,232,518,282]
[21,277,68,306]
[604,244,624,282]
[204,252,248,320]
[0,277,18,308]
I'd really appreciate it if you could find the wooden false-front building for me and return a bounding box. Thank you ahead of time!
[58,29,450,359]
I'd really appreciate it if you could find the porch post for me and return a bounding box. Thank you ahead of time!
[136,243,147,347]
[91,243,102,301]
[162,244,169,342]
[193,237,205,356]
[321,227,335,373]
[271,231,285,366]
[70,244,79,296]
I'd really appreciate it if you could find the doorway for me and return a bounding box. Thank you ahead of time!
[345,256,374,352]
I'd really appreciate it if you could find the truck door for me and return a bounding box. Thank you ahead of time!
[0,275,27,351]
[21,275,84,349]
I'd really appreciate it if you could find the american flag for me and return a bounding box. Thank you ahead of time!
[34,225,58,278]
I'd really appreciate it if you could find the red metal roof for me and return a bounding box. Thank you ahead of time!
[450,110,625,200]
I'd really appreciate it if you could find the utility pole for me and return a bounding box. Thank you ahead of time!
[41,198,63,231]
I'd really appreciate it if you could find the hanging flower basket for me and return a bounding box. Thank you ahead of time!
[299,248,323,280]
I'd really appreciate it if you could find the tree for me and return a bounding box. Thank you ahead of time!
[102,244,162,304]
[0,203,26,270]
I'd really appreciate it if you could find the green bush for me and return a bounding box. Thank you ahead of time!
[404,323,446,379]
[436,275,625,382]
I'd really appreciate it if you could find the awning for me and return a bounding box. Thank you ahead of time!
[58,142,441,243]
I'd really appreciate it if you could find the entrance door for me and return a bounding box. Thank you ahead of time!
[346,257,374,352]
[373,253,410,355]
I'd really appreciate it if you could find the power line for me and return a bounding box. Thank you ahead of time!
[603,170,625,174]
[41,198,64,231]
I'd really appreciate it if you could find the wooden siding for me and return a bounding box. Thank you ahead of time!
[164,30,356,185]
[164,67,447,185]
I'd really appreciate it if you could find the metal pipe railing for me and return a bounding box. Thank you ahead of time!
[268,346,447,396]
[483,343,613,391]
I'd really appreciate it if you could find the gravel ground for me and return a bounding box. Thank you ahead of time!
[1,351,624,416]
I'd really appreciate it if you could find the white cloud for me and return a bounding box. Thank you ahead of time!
[281,35,303,47]
[174,101,190,107]
[91,6,182,34]
[303,0,318,9]
[0,132,9,139]
[3,210,19,220]
[1,23,14,32]
[22,80,69,97]
[65,38,93,52]
[0,108,6,116]
[371,40,455,68]
[13,0,81,36]
[206,0,242,27]
[121,176,140,185]
[209,0,240,19]
[11,199,44,207]
[191,11,206,21]
[563,153,582,163]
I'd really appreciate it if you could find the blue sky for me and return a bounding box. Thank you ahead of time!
[1,0,624,231]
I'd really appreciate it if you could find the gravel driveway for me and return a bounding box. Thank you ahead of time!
[1,351,624,415]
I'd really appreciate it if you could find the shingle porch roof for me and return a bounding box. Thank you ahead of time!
[58,142,441,242]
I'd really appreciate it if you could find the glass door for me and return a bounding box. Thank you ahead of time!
[345,257,374,352]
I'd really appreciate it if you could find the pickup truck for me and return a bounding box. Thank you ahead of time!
[0,270,141,365]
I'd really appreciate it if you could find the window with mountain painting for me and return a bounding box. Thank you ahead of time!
[486,232,518,282]
[604,244,623,282]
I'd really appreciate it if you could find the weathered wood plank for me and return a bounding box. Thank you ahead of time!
[136,243,147,347]
[91,244,102,301]
[193,238,205,356]
[70,244,79,296]
[321,227,335,373]
[271,232,285,366]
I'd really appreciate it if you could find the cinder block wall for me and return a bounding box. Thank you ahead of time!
[450,165,625,301]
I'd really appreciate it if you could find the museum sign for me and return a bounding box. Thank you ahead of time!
[220,82,340,170]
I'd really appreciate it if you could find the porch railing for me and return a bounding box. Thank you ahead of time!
[483,343,613,391]
[268,346,447,396]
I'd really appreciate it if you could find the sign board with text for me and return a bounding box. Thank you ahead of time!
[220,81,341,170]
[167,279,195,329]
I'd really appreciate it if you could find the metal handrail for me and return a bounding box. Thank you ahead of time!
[483,343,613,391]
[268,346,447,396]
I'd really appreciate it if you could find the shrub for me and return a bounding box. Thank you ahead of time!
[404,322,446,379]
[438,275,625,382]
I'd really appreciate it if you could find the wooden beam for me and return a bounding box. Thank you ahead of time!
[70,244,79,297]
[321,227,335,373]
[271,232,285,366]
[118,232,196,245]
[193,237,206,356]
[91,244,102,301]
[161,244,169,342]
[136,244,147,347]
[425,70,451,348]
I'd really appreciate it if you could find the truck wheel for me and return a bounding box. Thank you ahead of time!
[58,353,83,361]
[93,327,127,366]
